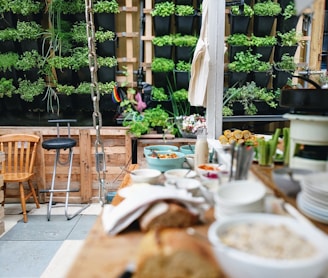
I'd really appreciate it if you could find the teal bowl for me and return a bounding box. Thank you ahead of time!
[180,144,195,155]
[144,145,179,156]
[146,151,186,172]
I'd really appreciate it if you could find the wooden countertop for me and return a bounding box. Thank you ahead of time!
[66,164,328,278]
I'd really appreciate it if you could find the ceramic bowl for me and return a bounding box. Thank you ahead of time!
[130,169,162,184]
[164,168,197,181]
[146,151,186,172]
[179,144,195,155]
[272,167,313,197]
[143,145,179,156]
[208,213,328,278]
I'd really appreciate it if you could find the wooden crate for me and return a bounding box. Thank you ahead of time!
[0,126,132,204]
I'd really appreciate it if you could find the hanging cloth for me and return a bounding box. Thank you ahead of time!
[188,0,210,107]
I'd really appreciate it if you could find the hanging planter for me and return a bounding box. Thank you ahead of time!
[98,66,116,83]
[274,44,298,62]
[229,4,254,35]
[276,15,300,33]
[56,69,76,86]
[175,5,195,35]
[175,46,194,62]
[152,71,173,89]
[151,2,175,36]
[252,70,272,88]
[174,70,190,90]
[272,53,296,89]
[0,12,16,29]
[95,13,116,31]
[228,71,249,87]
[175,0,193,5]
[253,16,276,37]
[96,38,117,57]
[272,67,292,89]
[0,40,18,54]
[154,45,173,59]
[229,45,250,62]
[252,46,274,62]
[19,39,40,54]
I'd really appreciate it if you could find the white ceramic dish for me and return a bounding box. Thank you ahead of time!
[130,168,162,184]
[164,168,197,181]
[208,213,328,278]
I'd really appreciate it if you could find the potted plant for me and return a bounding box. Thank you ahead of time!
[15,50,43,82]
[14,20,43,52]
[152,34,174,59]
[250,35,277,62]
[253,1,282,36]
[174,60,191,90]
[143,105,170,133]
[98,56,117,83]
[251,55,272,88]
[8,0,44,21]
[48,55,76,85]
[274,28,300,61]
[171,88,190,117]
[0,52,19,82]
[0,77,15,98]
[16,77,45,106]
[151,86,169,101]
[277,1,299,33]
[94,0,120,31]
[0,2,15,29]
[151,1,175,36]
[173,34,198,62]
[273,53,297,89]
[175,4,195,35]
[229,4,254,34]
[226,33,251,62]
[151,57,175,89]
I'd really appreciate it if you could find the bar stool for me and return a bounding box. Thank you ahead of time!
[41,119,89,221]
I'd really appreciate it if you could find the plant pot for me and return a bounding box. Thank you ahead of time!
[19,39,40,54]
[0,69,18,86]
[228,71,249,87]
[231,101,245,116]
[58,94,74,111]
[73,12,85,22]
[96,38,117,57]
[98,66,116,83]
[274,44,298,62]
[252,70,272,88]
[77,67,91,83]
[253,15,276,37]
[56,69,75,86]
[175,46,194,62]
[195,13,202,36]
[3,95,24,112]
[175,14,195,35]
[21,94,46,112]
[153,16,172,36]
[253,100,273,115]
[276,15,300,33]
[0,40,18,54]
[174,70,190,90]
[229,14,251,35]
[278,0,293,11]
[95,12,116,31]
[272,67,293,89]
[152,71,173,90]
[18,68,39,82]
[99,94,119,111]
[73,94,93,111]
[175,0,193,4]
[252,46,274,62]
[154,45,173,59]
[229,45,249,62]
[0,12,16,29]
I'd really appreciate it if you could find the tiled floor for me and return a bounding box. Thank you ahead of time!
[0,203,102,278]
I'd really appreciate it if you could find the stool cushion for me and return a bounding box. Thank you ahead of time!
[42,138,76,150]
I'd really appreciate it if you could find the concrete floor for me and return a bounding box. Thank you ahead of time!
[0,203,102,278]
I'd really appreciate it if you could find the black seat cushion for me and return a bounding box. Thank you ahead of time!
[42,138,76,150]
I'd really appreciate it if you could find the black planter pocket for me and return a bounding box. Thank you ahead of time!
[175,0,193,4]
[229,14,250,35]
[175,15,195,35]
[278,0,292,11]
[153,16,172,36]
[95,13,116,31]
[272,68,292,89]
[98,66,116,83]
[175,46,194,62]
[252,71,271,88]
[56,69,75,86]
[252,46,274,62]
[0,69,18,86]
[154,45,173,59]
[274,44,298,62]
[276,15,300,33]
[97,39,117,57]
[195,13,202,36]
[174,70,190,90]
[228,71,249,87]
[19,39,40,54]
[229,45,249,62]
[0,40,18,54]
[77,67,91,83]
[73,94,93,112]
[152,71,173,90]
[19,68,39,82]
[0,12,16,29]
[253,16,275,37]
[99,94,119,111]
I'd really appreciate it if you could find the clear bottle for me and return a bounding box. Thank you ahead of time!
[194,128,209,170]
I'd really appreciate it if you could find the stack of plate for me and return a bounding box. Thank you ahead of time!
[297,172,328,224]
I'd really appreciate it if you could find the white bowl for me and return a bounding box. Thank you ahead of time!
[175,178,202,195]
[130,168,162,184]
[164,168,197,181]
[143,145,179,156]
[208,213,328,278]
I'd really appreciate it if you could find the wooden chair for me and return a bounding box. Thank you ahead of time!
[0,134,40,223]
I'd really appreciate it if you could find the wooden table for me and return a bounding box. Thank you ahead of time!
[66,164,328,278]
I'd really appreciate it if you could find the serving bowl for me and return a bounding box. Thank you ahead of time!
[130,168,162,184]
[164,168,197,181]
[146,151,186,172]
[143,145,179,156]
[208,213,328,278]
[179,144,195,155]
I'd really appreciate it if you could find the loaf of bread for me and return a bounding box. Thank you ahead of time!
[133,228,222,278]
[139,201,199,232]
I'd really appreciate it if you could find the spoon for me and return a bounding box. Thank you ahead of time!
[151,150,160,159]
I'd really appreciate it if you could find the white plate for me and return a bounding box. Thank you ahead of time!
[297,193,328,224]
[298,192,328,215]
[302,192,328,210]
[301,172,328,194]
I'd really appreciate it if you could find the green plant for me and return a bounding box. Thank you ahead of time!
[98,56,118,68]
[223,81,277,115]
[0,52,19,72]
[231,4,254,17]
[76,82,91,94]
[277,29,300,46]
[250,35,277,47]
[0,28,17,41]
[48,55,75,70]
[99,81,116,95]
[228,50,257,73]
[175,60,191,71]
[56,84,76,95]
[94,0,120,14]
[173,34,198,47]
[15,20,43,41]
[0,78,15,98]
[151,57,175,72]
[175,5,194,16]
[226,33,251,46]
[16,78,45,102]
[71,22,87,44]
[96,29,116,42]
[9,0,43,16]
[152,34,175,46]
[151,1,175,17]
[143,105,170,128]
[123,116,150,137]
[282,2,297,20]
[171,88,190,116]
[252,58,272,72]
[275,53,296,71]
[151,87,169,101]
[16,50,43,71]
[253,1,281,16]
[71,47,89,70]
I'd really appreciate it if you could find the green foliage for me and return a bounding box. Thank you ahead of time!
[93,0,120,14]
[226,33,251,46]
[99,81,116,95]
[15,21,43,41]
[98,56,118,68]
[228,50,258,73]
[175,5,194,16]
[0,28,17,41]
[16,50,43,71]
[175,60,191,71]
[170,88,190,116]
[151,1,175,17]
[0,78,15,98]
[0,52,19,72]
[252,59,272,72]
[151,57,175,72]
[173,34,198,47]
[231,4,254,17]
[275,53,296,71]
[9,0,44,15]
[151,87,169,101]
[277,29,300,46]
[16,78,45,102]
[253,1,281,16]
[283,2,297,20]
[250,35,277,47]
[51,0,85,14]
[56,84,76,95]
[76,82,91,94]
[143,105,170,128]
[152,35,175,46]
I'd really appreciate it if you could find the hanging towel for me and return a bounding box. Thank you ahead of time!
[188,0,209,107]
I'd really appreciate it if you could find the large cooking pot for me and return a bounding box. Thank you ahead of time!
[279,75,328,114]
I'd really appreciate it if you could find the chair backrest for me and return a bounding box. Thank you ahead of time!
[48,119,77,138]
[0,134,40,175]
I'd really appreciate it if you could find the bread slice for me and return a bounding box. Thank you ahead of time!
[133,228,222,278]
[139,201,199,232]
